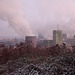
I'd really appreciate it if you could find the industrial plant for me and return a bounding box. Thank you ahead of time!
[0,29,75,75]
[25,29,63,47]
[25,36,37,47]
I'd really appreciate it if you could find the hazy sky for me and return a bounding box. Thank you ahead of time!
[0,0,75,38]
[0,20,20,38]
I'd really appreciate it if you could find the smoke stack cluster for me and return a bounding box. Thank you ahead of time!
[25,36,37,47]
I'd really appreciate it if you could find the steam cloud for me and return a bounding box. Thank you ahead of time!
[0,0,33,37]
[0,0,75,38]
[24,0,75,38]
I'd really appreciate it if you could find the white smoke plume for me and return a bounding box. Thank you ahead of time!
[23,0,75,39]
[0,0,75,38]
[0,0,33,37]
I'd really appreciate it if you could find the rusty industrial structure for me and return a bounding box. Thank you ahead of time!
[25,36,37,47]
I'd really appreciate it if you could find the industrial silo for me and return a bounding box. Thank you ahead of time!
[25,36,37,47]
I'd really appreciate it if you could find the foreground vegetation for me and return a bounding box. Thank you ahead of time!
[0,43,75,75]
[0,53,75,75]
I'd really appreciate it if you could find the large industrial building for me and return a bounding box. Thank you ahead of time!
[25,30,63,47]
[25,36,37,47]
[53,30,63,45]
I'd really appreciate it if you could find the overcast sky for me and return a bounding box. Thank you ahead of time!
[0,0,75,38]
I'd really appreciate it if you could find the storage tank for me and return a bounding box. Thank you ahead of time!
[25,36,37,47]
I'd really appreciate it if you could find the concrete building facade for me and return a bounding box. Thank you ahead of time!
[63,33,67,40]
[53,30,63,45]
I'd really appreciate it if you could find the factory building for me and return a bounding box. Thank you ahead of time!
[38,33,44,40]
[25,36,37,47]
[63,33,67,40]
[25,30,63,47]
[53,30,63,45]
[43,40,54,47]
[37,40,54,47]
[73,35,75,39]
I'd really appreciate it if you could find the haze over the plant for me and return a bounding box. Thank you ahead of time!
[0,0,75,39]
[0,0,33,38]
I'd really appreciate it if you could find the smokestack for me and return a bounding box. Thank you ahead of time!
[25,36,37,47]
